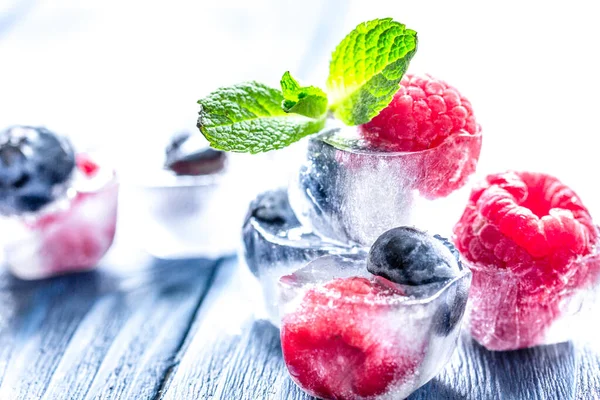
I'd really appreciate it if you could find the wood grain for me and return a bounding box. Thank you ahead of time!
[0,255,599,399]
[0,253,219,400]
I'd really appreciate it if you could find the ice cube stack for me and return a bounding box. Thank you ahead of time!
[243,118,480,321]
[242,88,480,397]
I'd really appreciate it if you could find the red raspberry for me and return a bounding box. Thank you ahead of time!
[359,74,482,199]
[281,277,424,399]
[453,171,600,350]
[360,74,479,151]
[76,154,100,177]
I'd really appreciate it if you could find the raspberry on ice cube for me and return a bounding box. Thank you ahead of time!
[454,171,600,350]
[360,74,482,199]
[279,252,470,400]
[1,153,118,279]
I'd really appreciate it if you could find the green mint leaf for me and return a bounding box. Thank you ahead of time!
[197,81,326,153]
[280,71,328,119]
[327,18,418,125]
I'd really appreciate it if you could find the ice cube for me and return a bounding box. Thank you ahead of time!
[241,189,364,325]
[466,249,600,351]
[0,154,118,279]
[288,126,481,245]
[121,151,286,259]
[278,253,471,400]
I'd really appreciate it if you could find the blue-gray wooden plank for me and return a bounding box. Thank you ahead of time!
[0,254,599,399]
[0,249,219,400]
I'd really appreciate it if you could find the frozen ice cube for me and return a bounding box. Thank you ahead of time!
[278,253,471,400]
[241,189,364,325]
[121,150,291,259]
[288,125,481,245]
[466,249,600,351]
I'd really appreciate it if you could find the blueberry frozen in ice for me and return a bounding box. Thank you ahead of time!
[246,188,298,227]
[365,227,468,337]
[0,126,118,279]
[0,126,75,214]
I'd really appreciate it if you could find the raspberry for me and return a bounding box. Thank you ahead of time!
[453,171,600,350]
[76,154,100,177]
[359,74,482,199]
[360,74,479,152]
[281,277,424,399]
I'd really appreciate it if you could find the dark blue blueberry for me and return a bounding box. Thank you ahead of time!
[165,131,225,176]
[244,188,299,228]
[367,226,461,286]
[0,126,75,214]
[242,189,301,277]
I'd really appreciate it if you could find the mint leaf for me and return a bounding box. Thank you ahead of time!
[197,81,326,153]
[280,71,328,119]
[327,18,417,125]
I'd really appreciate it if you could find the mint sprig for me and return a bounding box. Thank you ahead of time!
[196,18,417,153]
[197,81,326,153]
[327,18,418,125]
[280,71,328,119]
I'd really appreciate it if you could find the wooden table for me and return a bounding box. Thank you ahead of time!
[0,245,599,400]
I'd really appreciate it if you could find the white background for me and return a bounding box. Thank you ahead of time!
[1,0,600,212]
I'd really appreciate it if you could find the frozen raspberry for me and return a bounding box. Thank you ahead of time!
[453,171,600,350]
[359,74,481,199]
[281,277,424,399]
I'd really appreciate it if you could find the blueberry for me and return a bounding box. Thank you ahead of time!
[0,126,75,214]
[367,226,461,286]
[165,131,225,176]
[245,188,299,226]
[242,188,301,277]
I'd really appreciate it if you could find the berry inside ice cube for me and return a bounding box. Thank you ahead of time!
[3,152,118,279]
[281,271,424,399]
[358,74,482,199]
[454,171,600,350]
[279,252,470,399]
[0,126,75,214]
